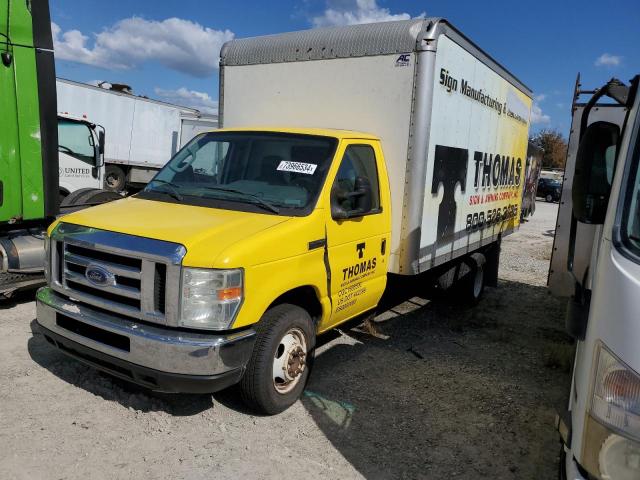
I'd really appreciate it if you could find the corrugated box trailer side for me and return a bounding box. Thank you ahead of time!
[220,18,532,275]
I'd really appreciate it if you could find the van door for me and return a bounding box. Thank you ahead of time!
[322,141,391,331]
[58,118,101,194]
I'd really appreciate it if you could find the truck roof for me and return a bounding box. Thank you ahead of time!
[221,18,532,97]
[56,77,219,120]
[213,127,379,140]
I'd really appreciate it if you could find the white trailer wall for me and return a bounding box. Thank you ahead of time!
[221,19,532,274]
[56,79,218,170]
[418,35,532,270]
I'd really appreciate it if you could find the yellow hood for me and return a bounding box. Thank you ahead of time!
[60,197,292,267]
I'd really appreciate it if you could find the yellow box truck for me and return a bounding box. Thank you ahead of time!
[36,18,532,414]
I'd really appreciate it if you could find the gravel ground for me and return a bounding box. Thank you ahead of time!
[0,201,571,479]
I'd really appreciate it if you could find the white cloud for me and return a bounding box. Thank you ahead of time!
[595,53,622,67]
[312,0,422,27]
[155,87,218,115]
[534,93,547,102]
[52,18,234,77]
[530,102,550,125]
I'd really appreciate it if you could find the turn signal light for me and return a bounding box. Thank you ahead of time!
[217,287,242,301]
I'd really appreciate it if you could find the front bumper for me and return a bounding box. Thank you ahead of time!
[36,287,256,393]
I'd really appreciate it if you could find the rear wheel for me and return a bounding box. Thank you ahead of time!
[458,260,485,306]
[104,165,126,192]
[240,304,315,415]
[546,194,553,202]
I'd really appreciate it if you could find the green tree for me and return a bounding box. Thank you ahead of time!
[529,129,568,169]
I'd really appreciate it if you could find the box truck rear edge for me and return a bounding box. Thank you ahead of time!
[35,18,533,414]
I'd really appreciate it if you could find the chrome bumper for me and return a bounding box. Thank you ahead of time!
[36,287,256,391]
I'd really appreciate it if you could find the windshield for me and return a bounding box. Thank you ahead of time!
[138,131,338,215]
[58,118,96,165]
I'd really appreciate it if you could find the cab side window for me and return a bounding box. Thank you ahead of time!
[332,144,380,216]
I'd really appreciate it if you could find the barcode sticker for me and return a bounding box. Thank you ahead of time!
[277,161,317,175]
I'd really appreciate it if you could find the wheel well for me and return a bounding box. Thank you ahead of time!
[59,187,70,197]
[268,286,323,325]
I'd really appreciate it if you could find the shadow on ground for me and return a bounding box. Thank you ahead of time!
[25,277,573,478]
[300,279,573,479]
[27,319,213,415]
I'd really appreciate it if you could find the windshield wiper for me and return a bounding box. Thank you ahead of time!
[201,186,280,214]
[146,179,183,201]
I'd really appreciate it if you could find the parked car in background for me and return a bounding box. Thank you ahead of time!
[538,177,562,202]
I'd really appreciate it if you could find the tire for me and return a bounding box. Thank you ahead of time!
[60,188,122,213]
[558,445,567,480]
[459,260,485,306]
[240,304,316,415]
[104,165,126,192]
[546,194,553,203]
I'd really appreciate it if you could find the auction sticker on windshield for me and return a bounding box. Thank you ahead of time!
[277,161,317,174]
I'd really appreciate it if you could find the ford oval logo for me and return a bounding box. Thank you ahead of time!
[85,264,115,287]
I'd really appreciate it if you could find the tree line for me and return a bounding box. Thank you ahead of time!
[529,129,568,170]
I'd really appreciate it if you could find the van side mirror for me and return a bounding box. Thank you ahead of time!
[331,176,373,220]
[572,121,620,224]
[98,130,105,155]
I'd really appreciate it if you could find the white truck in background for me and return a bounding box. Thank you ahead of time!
[56,78,218,192]
[551,75,640,480]
[57,113,104,196]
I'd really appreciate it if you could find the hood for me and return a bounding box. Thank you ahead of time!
[59,197,292,267]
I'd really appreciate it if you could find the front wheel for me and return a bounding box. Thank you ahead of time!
[240,304,315,415]
[546,194,553,203]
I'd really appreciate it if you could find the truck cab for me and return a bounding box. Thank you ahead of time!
[57,114,105,198]
[38,128,392,414]
[551,76,640,479]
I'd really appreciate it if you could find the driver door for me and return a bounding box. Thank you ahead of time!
[322,141,391,331]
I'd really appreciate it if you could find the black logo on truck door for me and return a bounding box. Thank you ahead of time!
[431,145,468,245]
[356,242,366,259]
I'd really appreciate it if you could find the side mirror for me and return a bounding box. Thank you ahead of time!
[573,121,620,224]
[331,176,373,220]
[98,130,105,155]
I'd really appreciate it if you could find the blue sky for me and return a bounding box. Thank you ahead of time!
[51,0,640,135]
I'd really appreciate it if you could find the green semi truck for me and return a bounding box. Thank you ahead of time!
[1,0,118,298]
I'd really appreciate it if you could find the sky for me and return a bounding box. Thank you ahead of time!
[50,0,640,136]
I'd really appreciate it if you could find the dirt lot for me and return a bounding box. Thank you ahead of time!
[0,201,572,480]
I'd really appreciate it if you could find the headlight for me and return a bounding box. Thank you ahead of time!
[43,234,51,283]
[180,268,243,330]
[581,343,640,479]
[592,344,640,441]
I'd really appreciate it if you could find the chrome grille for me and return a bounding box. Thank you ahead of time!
[50,223,185,326]
[64,243,142,310]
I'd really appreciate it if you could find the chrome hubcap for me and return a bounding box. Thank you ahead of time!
[273,328,307,394]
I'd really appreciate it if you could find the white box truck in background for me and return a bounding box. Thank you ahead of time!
[56,78,218,191]
[551,75,640,480]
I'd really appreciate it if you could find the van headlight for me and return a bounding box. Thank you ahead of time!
[581,343,640,479]
[43,234,51,283]
[179,268,243,330]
